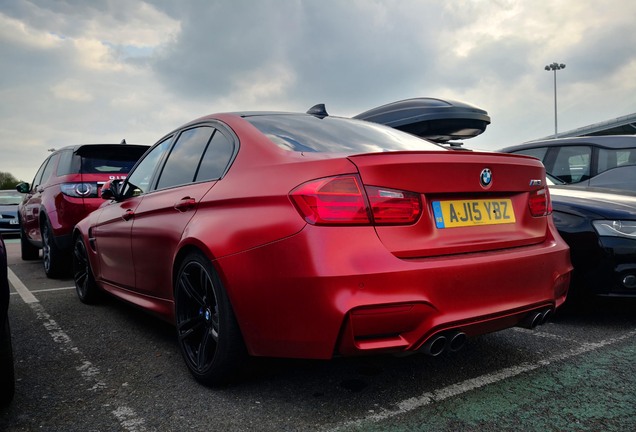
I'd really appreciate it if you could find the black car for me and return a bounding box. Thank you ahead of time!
[548,179,636,301]
[0,235,14,405]
[500,135,636,192]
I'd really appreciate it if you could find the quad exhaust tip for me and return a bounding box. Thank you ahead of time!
[420,308,553,357]
[517,308,553,330]
[420,331,467,357]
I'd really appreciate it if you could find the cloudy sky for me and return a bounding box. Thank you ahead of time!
[1,0,635,182]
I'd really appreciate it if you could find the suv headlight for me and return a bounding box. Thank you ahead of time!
[592,220,636,239]
[61,182,99,198]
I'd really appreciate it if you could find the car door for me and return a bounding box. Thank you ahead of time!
[93,138,173,288]
[22,154,58,242]
[130,126,234,299]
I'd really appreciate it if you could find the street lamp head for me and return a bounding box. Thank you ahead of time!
[544,62,566,71]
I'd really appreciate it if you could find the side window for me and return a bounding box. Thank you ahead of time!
[40,154,59,186]
[31,158,50,191]
[514,147,548,162]
[195,129,235,182]
[156,127,214,190]
[552,146,591,183]
[599,148,636,173]
[56,150,75,176]
[122,138,172,198]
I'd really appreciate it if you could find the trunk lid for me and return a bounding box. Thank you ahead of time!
[348,151,550,258]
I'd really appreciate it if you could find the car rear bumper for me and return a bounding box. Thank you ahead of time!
[214,224,572,360]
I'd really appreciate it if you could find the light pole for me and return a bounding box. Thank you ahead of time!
[544,62,566,138]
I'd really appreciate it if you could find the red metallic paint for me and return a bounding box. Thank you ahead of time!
[73,112,573,363]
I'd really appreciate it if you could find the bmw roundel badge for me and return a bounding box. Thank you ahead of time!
[480,168,492,188]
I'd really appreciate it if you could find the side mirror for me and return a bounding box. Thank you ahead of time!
[101,179,122,201]
[16,182,30,194]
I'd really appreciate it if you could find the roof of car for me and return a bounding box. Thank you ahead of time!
[500,135,636,153]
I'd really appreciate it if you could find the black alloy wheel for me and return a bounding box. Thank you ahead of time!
[41,222,68,278]
[175,251,246,386]
[72,236,100,304]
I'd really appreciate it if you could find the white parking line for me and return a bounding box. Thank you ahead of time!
[333,329,636,431]
[8,269,148,432]
[9,286,76,295]
[7,268,38,303]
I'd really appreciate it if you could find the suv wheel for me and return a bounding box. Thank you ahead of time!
[42,222,69,279]
[20,224,39,261]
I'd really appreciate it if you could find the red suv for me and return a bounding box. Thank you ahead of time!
[17,144,148,278]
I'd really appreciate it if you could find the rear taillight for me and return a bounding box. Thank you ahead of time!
[528,186,552,217]
[365,186,422,224]
[290,175,421,226]
[60,182,99,198]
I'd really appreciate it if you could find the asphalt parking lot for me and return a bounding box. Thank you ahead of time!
[1,238,635,432]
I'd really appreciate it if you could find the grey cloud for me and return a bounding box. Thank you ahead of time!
[150,0,449,112]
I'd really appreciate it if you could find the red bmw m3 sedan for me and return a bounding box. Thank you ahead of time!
[72,108,572,385]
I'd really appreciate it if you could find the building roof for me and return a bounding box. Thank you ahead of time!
[540,112,636,139]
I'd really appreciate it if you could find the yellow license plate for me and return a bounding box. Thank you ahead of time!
[432,199,516,228]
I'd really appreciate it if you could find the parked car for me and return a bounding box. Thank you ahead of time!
[71,107,571,386]
[547,176,636,301]
[0,190,24,236]
[0,235,15,406]
[16,143,149,278]
[499,135,636,191]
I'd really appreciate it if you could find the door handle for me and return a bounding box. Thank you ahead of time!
[122,209,134,221]
[174,197,196,212]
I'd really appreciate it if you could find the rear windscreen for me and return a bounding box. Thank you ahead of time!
[80,156,139,174]
[58,145,148,175]
[245,114,443,153]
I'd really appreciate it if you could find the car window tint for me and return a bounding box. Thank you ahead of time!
[31,158,49,190]
[552,146,591,183]
[80,156,139,174]
[512,147,548,162]
[123,138,172,197]
[195,130,234,182]
[56,150,74,176]
[598,147,636,173]
[40,153,59,186]
[156,127,214,189]
[245,115,442,153]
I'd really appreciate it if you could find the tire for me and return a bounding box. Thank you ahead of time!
[20,224,39,261]
[41,222,70,279]
[72,236,101,304]
[0,316,15,406]
[175,251,246,386]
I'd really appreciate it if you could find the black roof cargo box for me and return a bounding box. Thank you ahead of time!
[354,97,490,143]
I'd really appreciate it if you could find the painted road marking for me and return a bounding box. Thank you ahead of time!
[7,267,38,303]
[9,286,75,295]
[333,329,636,430]
[7,269,147,432]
